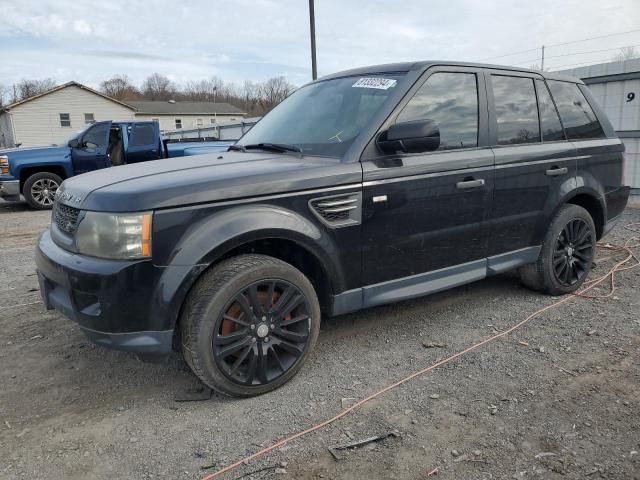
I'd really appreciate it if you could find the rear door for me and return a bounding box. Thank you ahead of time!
[126,122,161,163]
[71,121,112,174]
[486,71,576,269]
[360,67,494,306]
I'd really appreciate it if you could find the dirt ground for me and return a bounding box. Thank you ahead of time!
[1,198,639,480]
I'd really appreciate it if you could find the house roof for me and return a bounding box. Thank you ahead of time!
[127,100,245,115]
[0,81,136,112]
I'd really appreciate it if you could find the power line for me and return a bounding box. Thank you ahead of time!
[479,28,640,62]
[510,44,640,66]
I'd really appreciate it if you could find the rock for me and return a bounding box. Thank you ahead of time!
[275,468,287,474]
[587,330,597,336]
[411,419,418,424]
[451,449,461,457]
[489,405,498,415]
[429,394,440,400]
[83,451,90,457]
[129,437,138,443]
[280,461,288,467]
[538,346,545,353]
[473,450,481,456]
[341,397,357,409]
[422,342,446,348]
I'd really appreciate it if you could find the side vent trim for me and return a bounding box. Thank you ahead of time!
[309,191,362,228]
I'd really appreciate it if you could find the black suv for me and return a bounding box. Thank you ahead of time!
[36,62,629,397]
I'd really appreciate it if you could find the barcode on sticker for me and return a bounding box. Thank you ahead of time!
[352,78,397,90]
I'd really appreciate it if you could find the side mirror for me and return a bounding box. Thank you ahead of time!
[377,119,440,154]
[68,138,81,149]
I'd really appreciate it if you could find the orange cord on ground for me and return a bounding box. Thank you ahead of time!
[202,222,640,480]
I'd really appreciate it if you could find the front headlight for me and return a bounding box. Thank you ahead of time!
[0,156,9,175]
[75,211,152,259]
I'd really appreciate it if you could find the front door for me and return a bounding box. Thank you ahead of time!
[71,121,112,174]
[361,68,494,307]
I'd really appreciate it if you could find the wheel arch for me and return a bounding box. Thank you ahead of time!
[563,190,605,240]
[19,165,68,192]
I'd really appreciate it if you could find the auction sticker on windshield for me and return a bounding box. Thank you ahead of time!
[352,78,397,90]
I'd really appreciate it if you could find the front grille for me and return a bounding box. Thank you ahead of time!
[53,201,81,234]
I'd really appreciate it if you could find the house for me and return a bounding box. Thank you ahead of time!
[0,82,135,148]
[0,81,246,148]
[128,101,245,132]
[556,59,640,192]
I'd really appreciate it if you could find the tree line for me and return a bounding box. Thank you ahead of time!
[0,73,296,116]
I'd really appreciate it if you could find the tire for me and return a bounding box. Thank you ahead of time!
[519,204,596,295]
[23,172,62,210]
[180,254,321,397]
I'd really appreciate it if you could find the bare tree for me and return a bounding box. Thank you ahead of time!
[259,76,296,112]
[0,83,7,107]
[11,78,56,102]
[100,74,141,100]
[613,46,639,61]
[141,73,177,100]
[182,77,224,102]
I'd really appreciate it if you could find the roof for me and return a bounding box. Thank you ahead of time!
[0,81,135,112]
[319,61,582,84]
[553,58,640,84]
[127,101,245,115]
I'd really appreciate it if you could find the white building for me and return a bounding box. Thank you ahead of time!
[556,59,640,192]
[0,81,246,148]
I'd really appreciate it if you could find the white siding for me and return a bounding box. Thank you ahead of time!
[9,85,135,147]
[0,112,15,148]
[134,113,239,131]
[623,138,640,190]
[587,80,640,132]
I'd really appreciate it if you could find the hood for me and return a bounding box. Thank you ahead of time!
[57,151,362,212]
[0,145,70,161]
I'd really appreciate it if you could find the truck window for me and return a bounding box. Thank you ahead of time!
[535,80,565,142]
[82,123,109,148]
[491,75,540,145]
[547,81,605,140]
[130,124,155,146]
[396,72,478,150]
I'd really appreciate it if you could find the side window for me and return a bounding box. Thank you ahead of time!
[82,123,109,148]
[547,81,605,140]
[59,113,71,127]
[535,80,565,141]
[130,124,155,146]
[492,75,540,145]
[397,72,478,150]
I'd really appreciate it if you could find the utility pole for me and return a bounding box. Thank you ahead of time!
[541,45,545,71]
[309,0,318,80]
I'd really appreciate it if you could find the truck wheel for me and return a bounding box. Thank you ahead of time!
[519,204,596,295]
[23,172,62,210]
[180,254,321,397]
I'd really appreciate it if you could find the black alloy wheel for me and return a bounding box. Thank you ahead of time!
[213,280,311,386]
[552,218,594,286]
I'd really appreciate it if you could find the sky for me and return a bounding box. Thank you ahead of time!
[1,0,639,92]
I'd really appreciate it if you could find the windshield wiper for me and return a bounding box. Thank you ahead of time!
[227,144,246,152]
[243,143,303,154]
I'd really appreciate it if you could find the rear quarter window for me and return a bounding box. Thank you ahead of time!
[547,81,605,140]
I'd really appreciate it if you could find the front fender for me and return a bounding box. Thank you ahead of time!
[152,204,347,328]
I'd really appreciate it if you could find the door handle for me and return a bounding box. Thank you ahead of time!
[456,178,485,190]
[546,166,568,176]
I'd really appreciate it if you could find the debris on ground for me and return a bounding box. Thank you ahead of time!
[174,386,213,402]
[328,432,399,460]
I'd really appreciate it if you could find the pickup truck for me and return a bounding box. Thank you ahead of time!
[36,61,629,397]
[0,120,232,209]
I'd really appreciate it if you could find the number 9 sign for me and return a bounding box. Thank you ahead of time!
[627,92,636,102]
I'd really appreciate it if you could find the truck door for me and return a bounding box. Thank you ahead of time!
[71,121,112,174]
[360,68,494,307]
[126,122,161,163]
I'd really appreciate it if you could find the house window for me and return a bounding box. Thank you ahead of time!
[210,118,217,124]
[84,113,95,124]
[175,118,182,129]
[196,118,204,127]
[59,113,71,127]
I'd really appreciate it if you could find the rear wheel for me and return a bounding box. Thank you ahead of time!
[180,254,321,397]
[23,172,62,210]
[519,204,596,295]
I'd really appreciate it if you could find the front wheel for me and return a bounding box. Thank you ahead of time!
[23,172,62,210]
[180,254,321,397]
[519,204,596,295]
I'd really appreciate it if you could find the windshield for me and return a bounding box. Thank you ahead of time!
[62,125,92,145]
[237,74,404,157]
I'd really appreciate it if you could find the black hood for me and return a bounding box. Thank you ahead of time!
[57,152,362,212]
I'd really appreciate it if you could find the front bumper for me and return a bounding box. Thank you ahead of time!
[0,179,20,201]
[35,229,175,355]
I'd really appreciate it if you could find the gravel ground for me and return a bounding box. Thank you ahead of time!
[1,198,639,480]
